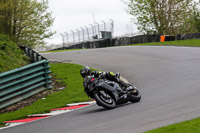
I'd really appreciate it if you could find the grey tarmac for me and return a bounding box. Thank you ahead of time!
[1,46,200,133]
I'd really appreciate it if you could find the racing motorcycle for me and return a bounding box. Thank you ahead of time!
[83,74,141,109]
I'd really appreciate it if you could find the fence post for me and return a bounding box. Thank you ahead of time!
[43,60,52,89]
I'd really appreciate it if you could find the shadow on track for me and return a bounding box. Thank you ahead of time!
[79,102,133,115]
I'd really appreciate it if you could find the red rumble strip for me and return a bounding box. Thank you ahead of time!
[51,104,90,111]
[2,101,95,127]
[4,116,50,123]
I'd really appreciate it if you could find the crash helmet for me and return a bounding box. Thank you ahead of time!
[80,66,91,78]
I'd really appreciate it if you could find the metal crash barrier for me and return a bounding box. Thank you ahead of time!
[0,47,52,110]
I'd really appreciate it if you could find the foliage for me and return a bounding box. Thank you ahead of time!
[125,0,200,35]
[0,34,29,73]
[0,0,55,48]
[193,4,200,32]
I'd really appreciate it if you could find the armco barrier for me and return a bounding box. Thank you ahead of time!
[20,46,46,63]
[0,59,52,109]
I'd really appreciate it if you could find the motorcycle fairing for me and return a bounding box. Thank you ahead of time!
[98,81,118,92]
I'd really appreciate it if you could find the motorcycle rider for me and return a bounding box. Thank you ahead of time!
[80,66,129,91]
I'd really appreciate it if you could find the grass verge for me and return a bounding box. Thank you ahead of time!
[0,63,90,127]
[144,117,200,133]
[0,34,29,73]
[40,49,83,53]
[130,39,200,47]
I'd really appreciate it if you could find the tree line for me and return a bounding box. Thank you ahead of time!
[0,0,55,48]
[125,0,200,36]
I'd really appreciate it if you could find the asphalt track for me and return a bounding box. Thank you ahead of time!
[1,46,200,133]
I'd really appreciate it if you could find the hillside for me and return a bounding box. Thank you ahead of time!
[0,34,30,73]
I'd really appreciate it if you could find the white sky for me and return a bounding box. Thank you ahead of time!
[45,0,138,45]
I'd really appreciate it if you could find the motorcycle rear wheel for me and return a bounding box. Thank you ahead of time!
[93,89,116,109]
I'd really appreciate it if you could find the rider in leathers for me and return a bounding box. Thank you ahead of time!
[80,66,129,93]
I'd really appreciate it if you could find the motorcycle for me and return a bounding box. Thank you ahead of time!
[83,74,141,109]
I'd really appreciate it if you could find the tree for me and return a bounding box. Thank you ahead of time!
[125,0,198,35]
[0,0,55,48]
[192,3,200,32]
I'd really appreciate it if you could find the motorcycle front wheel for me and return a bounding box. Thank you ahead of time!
[129,89,141,103]
[93,89,116,109]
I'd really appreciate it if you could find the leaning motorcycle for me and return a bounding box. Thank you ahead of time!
[83,74,141,109]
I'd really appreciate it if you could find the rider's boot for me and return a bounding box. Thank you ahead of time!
[119,80,137,93]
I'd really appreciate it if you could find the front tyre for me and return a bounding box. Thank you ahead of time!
[129,89,141,103]
[93,89,116,109]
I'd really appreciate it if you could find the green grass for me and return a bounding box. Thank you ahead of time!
[0,34,29,73]
[40,49,84,53]
[144,117,200,133]
[0,63,90,127]
[130,39,200,47]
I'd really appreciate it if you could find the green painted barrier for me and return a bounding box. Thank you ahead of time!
[0,59,52,109]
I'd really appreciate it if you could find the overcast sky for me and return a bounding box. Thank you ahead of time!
[46,0,138,45]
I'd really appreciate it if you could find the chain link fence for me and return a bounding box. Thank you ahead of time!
[60,20,114,47]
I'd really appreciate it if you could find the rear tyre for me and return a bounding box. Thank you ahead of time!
[93,89,116,109]
[129,89,141,103]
